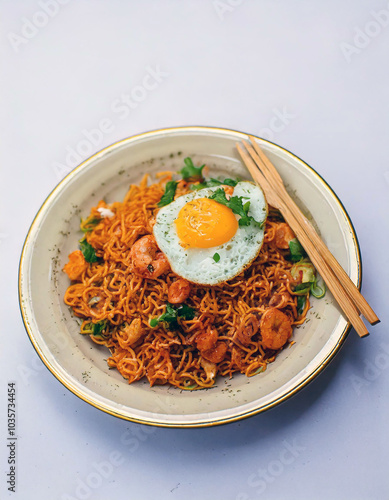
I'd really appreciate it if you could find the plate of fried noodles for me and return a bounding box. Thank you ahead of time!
[19,126,361,427]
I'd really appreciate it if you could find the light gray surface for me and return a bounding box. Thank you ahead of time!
[1,1,388,499]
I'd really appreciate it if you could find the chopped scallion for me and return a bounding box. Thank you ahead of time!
[213,253,220,263]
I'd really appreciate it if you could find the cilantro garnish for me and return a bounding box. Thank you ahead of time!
[222,178,239,187]
[179,157,205,181]
[208,188,263,228]
[79,238,99,263]
[150,303,196,330]
[158,181,178,207]
[191,178,238,190]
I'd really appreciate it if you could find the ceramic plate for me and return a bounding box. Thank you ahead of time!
[19,126,360,427]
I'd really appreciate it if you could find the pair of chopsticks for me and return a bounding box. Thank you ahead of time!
[236,136,379,338]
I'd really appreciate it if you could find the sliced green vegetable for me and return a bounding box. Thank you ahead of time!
[179,157,205,181]
[158,180,178,207]
[92,320,108,337]
[291,258,325,312]
[150,303,196,330]
[288,238,307,262]
[79,238,99,263]
[310,278,326,298]
[208,188,263,228]
[82,320,108,337]
[292,283,311,296]
[80,217,101,233]
[297,295,306,315]
[291,261,316,283]
[293,274,326,314]
[251,366,264,376]
[213,252,220,263]
[183,384,198,390]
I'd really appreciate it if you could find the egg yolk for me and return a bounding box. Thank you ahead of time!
[175,198,238,248]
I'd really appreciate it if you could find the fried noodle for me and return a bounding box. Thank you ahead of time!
[64,174,310,389]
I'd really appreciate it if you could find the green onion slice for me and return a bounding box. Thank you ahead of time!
[310,279,326,298]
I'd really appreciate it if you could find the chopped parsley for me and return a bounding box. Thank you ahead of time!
[158,180,178,207]
[208,188,263,228]
[213,253,221,262]
[79,238,99,263]
[179,157,205,181]
[150,303,196,330]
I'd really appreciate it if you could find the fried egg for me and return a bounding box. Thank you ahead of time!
[153,182,268,285]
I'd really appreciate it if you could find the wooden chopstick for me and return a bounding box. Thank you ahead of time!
[247,136,380,326]
[236,142,372,338]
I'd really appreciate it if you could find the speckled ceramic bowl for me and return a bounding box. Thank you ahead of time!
[19,126,360,427]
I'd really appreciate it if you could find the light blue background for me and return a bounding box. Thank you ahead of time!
[1,1,388,499]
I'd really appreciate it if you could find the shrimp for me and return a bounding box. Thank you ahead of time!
[130,235,170,279]
[123,318,144,346]
[195,327,218,352]
[202,342,228,363]
[274,223,296,250]
[234,314,260,346]
[168,278,191,304]
[260,308,292,350]
[117,318,144,348]
[195,327,227,363]
[63,250,88,281]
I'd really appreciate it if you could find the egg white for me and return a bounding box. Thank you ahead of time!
[153,181,268,285]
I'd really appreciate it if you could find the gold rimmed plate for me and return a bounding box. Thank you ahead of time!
[19,126,360,427]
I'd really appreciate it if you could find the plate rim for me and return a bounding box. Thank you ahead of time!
[18,125,360,427]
